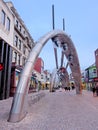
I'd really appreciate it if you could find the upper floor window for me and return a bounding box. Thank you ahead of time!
[93,68,97,73]
[1,10,6,25]
[23,30,25,34]
[19,39,21,50]
[18,54,21,65]
[6,17,10,31]
[23,57,26,66]
[16,20,18,28]
[23,45,26,54]
[19,25,21,32]
[28,50,30,55]
[14,52,17,63]
[14,35,18,47]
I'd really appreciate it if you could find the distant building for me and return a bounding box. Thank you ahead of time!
[33,58,45,89]
[44,70,51,89]
[85,64,97,90]
[34,57,44,73]
[95,49,98,77]
[33,58,51,90]
[83,49,98,91]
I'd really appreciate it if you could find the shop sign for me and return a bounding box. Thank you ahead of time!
[93,77,98,82]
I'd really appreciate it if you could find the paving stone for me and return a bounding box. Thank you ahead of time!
[0,90,98,130]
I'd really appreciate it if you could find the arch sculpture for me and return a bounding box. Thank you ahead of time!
[8,30,82,122]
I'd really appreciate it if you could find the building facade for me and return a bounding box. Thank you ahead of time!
[95,49,98,77]
[84,49,98,91]
[0,0,14,99]
[34,57,44,73]
[85,64,97,90]
[0,0,35,99]
[6,2,35,66]
[33,57,45,90]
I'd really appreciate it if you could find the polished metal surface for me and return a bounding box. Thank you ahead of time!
[8,29,81,122]
[50,68,58,92]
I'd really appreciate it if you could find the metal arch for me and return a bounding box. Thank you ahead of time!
[61,51,64,67]
[54,48,58,69]
[8,29,81,123]
[62,37,82,93]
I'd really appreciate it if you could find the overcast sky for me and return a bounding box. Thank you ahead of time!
[5,0,98,72]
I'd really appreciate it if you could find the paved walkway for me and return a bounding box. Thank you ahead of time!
[0,89,98,130]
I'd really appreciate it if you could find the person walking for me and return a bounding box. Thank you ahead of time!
[71,82,75,90]
[96,83,98,96]
[92,86,96,97]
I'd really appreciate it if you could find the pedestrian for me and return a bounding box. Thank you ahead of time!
[64,86,68,91]
[96,83,98,96]
[71,83,75,90]
[67,86,70,91]
[92,86,96,97]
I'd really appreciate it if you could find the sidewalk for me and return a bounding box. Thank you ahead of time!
[0,90,46,127]
[0,89,98,130]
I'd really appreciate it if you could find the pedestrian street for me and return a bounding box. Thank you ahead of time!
[0,89,98,130]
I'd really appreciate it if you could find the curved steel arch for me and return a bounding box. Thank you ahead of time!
[8,29,81,122]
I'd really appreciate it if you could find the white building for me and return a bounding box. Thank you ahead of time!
[6,1,35,66]
[0,0,35,99]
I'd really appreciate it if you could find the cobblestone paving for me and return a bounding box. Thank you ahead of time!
[0,90,98,130]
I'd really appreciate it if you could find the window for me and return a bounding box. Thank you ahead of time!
[19,39,21,50]
[14,52,17,63]
[1,10,5,25]
[23,57,26,65]
[93,68,97,73]
[6,17,10,31]
[16,20,18,27]
[28,50,30,55]
[89,68,97,78]
[19,25,21,32]
[18,54,21,65]
[23,30,25,34]
[23,45,26,54]
[14,35,18,47]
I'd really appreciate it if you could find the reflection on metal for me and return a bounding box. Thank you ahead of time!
[66,62,69,69]
[58,67,69,88]
[8,29,81,123]
[50,68,58,92]
[54,48,58,69]
[68,54,73,62]
[61,42,68,52]
[61,52,64,67]
[52,37,60,69]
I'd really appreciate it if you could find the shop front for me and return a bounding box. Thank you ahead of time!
[10,63,22,96]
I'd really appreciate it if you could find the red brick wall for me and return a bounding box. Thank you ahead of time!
[34,58,44,73]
